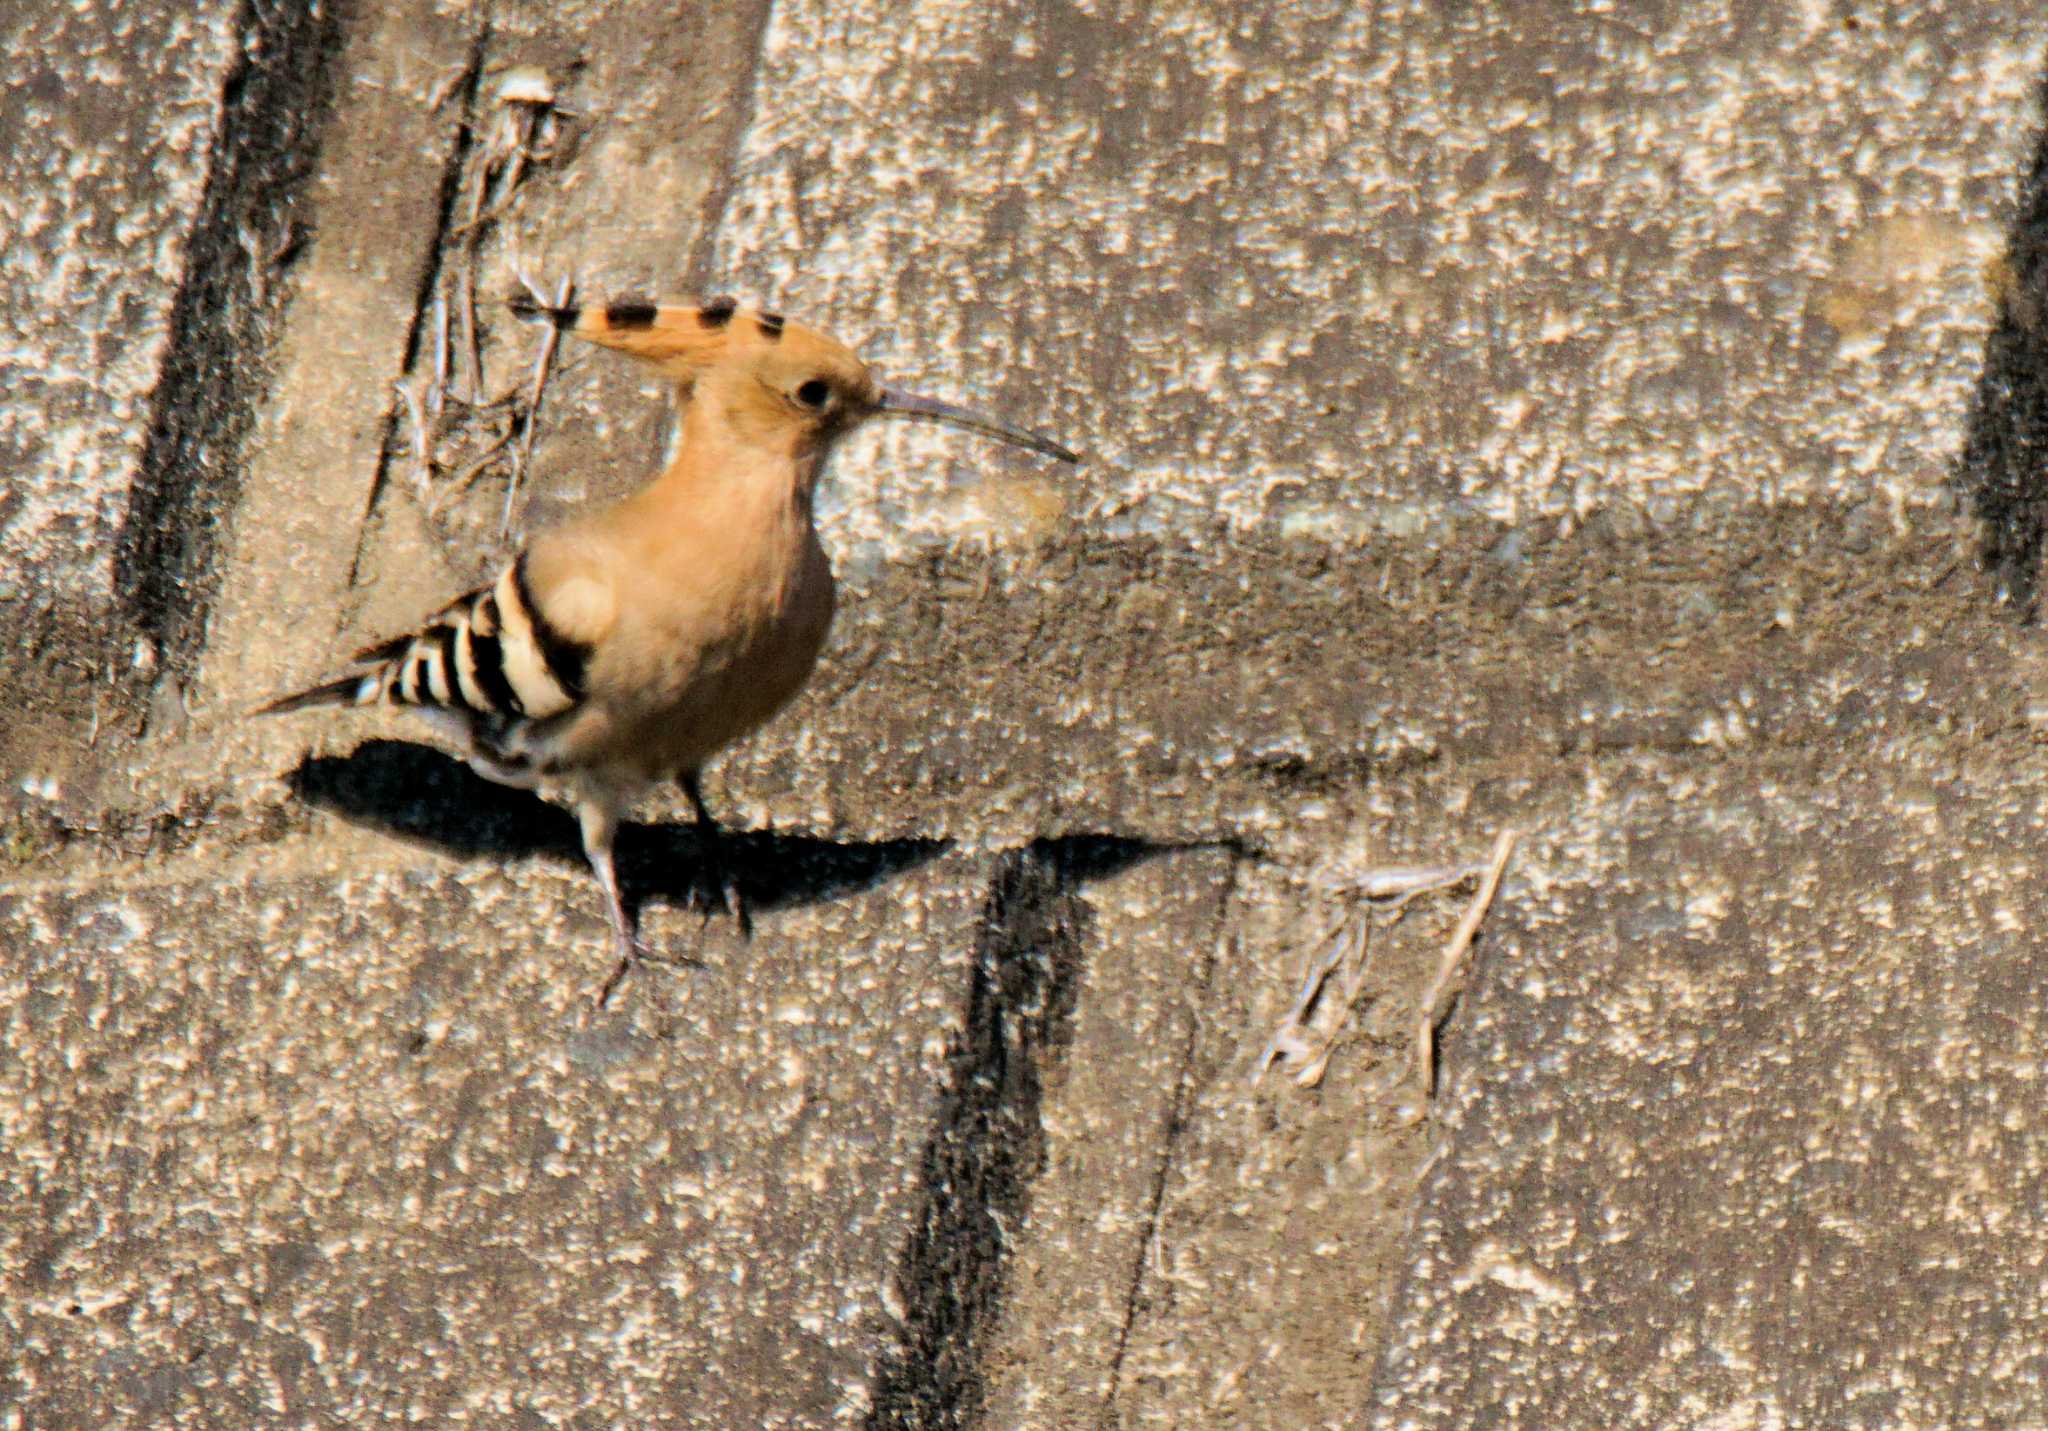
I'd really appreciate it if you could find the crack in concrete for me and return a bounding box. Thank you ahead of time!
[13,680,2036,892]
[342,16,493,594]
[0,790,311,881]
[865,836,1164,1430]
[1098,851,1244,1427]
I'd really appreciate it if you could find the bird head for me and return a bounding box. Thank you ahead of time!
[512,293,1076,464]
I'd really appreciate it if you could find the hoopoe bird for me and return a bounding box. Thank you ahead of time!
[261,295,1075,998]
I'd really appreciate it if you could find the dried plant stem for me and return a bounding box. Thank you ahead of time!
[443,426,515,501]
[459,254,484,407]
[1414,827,1518,1099]
[502,274,573,542]
[394,377,434,501]
[429,290,449,419]
[1253,859,1490,1089]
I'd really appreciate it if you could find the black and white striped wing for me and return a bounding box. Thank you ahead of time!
[258,555,591,734]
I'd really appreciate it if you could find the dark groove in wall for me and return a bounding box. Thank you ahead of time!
[682,0,779,294]
[1957,71,2048,620]
[865,836,1160,1431]
[1098,857,1240,1423]
[343,19,491,589]
[113,0,353,685]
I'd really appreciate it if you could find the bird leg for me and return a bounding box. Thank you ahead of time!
[679,770,751,938]
[578,799,646,1007]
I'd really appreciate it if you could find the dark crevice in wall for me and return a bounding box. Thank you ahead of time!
[682,0,778,292]
[864,835,1160,1431]
[1957,71,2048,620]
[113,0,353,694]
[342,18,490,588]
[1099,857,1239,1423]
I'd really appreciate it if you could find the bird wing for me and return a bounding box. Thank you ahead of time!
[256,536,618,732]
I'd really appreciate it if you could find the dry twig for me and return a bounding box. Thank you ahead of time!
[429,290,449,419]
[502,271,573,541]
[1414,826,1518,1098]
[398,66,574,527]
[393,376,435,502]
[459,246,485,407]
[1253,833,1520,1094]
[1254,859,1488,1089]
[446,424,516,493]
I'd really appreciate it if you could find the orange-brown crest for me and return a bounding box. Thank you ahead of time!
[509,292,1076,463]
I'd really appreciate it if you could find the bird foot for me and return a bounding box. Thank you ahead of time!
[595,933,654,1009]
[704,876,752,940]
[594,929,713,1009]
[695,840,752,940]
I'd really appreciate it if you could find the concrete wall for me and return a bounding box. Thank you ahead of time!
[4,1,2048,1425]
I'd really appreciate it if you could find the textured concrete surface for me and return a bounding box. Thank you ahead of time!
[978,848,1236,1426]
[707,0,2036,554]
[0,0,239,792]
[0,837,968,1425]
[1369,750,2048,1430]
[0,0,345,797]
[0,0,235,610]
[9,0,2048,1425]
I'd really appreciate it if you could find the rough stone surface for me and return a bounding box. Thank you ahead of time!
[978,848,1236,1427]
[0,0,347,795]
[0,840,970,1426]
[704,0,2038,561]
[0,0,235,612]
[1371,749,2048,1430]
[8,0,2048,1425]
[0,0,238,791]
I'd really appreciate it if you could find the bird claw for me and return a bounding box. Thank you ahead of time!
[595,932,654,1009]
[594,925,719,1008]
[700,874,751,939]
[692,837,751,939]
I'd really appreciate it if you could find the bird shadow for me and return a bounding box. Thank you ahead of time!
[285,738,949,928]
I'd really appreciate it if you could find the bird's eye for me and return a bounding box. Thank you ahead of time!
[795,378,832,409]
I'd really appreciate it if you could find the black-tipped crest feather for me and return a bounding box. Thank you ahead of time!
[507,292,579,329]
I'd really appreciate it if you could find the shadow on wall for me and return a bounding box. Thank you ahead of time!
[288,738,948,922]
[1957,67,2048,620]
[294,743,1239,1430]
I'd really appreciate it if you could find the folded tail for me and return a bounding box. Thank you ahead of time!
[249,564,582,726]
[253,673,377,718]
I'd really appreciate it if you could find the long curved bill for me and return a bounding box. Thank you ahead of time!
[877,388,1078,464]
